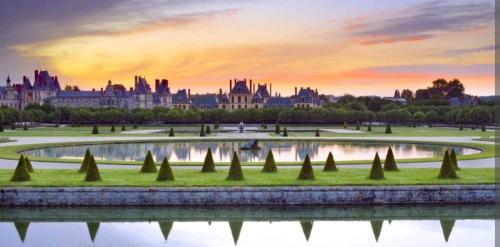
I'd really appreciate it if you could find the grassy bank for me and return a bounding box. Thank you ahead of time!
[0,168,493,187]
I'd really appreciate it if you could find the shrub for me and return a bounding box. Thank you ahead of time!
[140,150,157,173]
[356,122,360,130]
[438,150,458,179]
[200,124,206,137]
[428,124,433,128]
[79,148,92,173]
[10,155,30,182]
[274,123,281,134]
[383,147,398,171]
[0,123,3,132]
[300,221,313,241]
[85,155,101,182]
[214,122,220,129]
[368,152,384,179]
[450,149,460,170]
[262,150,277,173]
[133,124,138,129]
[23,124,28,131]
[24,156,34,173]
[459,124,463,131]
[282,127,288,137]
[471,125,476,130]
[323,152,337,171]
[110,125,115,132]
[298,154,315,180]
[385,123,392,134]
[481,125,486,132]
[343,121,348,129]
[168,127,174,137]
[205,125,211,135]
[157,156,174,181]
[226,151,244,180]
[91,125,99,134]
[367,123,372,132]
[315,129,320,137]
[201,147,216,172]
[121,125,126,131]
[10,123,15,130]
[261,123,267,129]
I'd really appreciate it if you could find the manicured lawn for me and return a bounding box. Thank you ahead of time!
[0,168,493,187]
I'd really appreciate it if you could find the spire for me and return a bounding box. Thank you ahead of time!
[6,75,11,84]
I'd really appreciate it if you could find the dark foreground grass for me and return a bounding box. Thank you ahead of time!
[0,168,493,187]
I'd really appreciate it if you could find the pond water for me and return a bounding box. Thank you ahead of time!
[22,141,480,162]
[0,205,494,247]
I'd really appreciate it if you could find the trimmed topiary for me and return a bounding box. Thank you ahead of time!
[383,147,398,171]
[282,127,288,137]
[368,152,384,179]
[262,150,277,173]
[0,123,4,132]
[79,148,92,173]
[385,123,392,134]
[14,222,29,242]
[133,124,138,129]
[323,152,337,171]
[300,221,313,241]
[438,150,458,179]
[200,124,206,137]
[85,155,101,182]
[168,127,175,137]
[91,125,99,134]
[343,121,348,129]
[157,156,174,181]
[86,222,100,242]
[205,125,211,135]
[121,125,126,131]
[11,123,15,130]
[370,220,384,242]
[110,125,115,132]
[226,151,244,180]
[450,149,460,170]
[229,221,243,245]
[140,150,157,173]
[440,219,455,242]
[459,124,463,131]
[298,154,315,180]
[214,122,220,129]
[201,147,216,172]
[23,124,28,131]
[367,122,372,132]
[471,125,476,130]
[11,155,30,182]
[24,156,34,173]
[274,123,280,134]
[481,125,486,132]
[356,122,360,130]
[315,129,320,137]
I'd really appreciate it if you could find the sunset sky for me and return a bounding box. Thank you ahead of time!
[0,0,495,96]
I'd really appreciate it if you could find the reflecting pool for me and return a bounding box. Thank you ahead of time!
[21,141,480,162]
[0,205,494,247]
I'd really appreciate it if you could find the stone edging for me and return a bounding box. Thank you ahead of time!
[0,185,494,206]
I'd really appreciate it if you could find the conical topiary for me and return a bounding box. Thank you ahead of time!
[370,220,384,242]
[229,221,243,245]
[298,154,315,180]
[383,147,398,171]
[385,123,392,134]
[450,149,460,170]
[367,122,372,131]
[262,150,277,173]
[315,129,320,137]
[201,147,216,172]
[323,152,337,171]
[86,222,100,242]
[79,148,92,173]
[168,127,174,137]
[91,125,99,134]
[23,124,28,131]
[140,150,157,173]
[282,127,288,137]
[300,221,313,241]
[343,121,348,129]
[440,219,455,242]
[200,124,206,137]
[133,124,138,129]
[368,152,384,179]
[226,151,244,180]
[481,125,486,132]
[121,125,126,131]
[24,156,34,173]
[459,124,463,131]
[14,222,29,242]
[11,155,30,182]
[274,123,280,134]
[205,125,211,135]
[159,222,173,241]
[356,122,360,130]
[0,123,4,132]
[157,156,174,181]
[110,125,115,132]
[438,150,458,179]
[85,155,101,181]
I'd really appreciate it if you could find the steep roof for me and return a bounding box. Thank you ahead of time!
[191,94,219,108]
[55,91,102,98]
[172,89,190,104]
[255,84,269,98]
[230,80,250,94]
[295,87,320,104]
[266,96,294,108]
[134,77,152,94]
[33,70,61,91]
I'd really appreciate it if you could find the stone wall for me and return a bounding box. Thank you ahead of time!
[0,185,494,206]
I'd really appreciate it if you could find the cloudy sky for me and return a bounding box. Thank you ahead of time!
[0,0,495,96]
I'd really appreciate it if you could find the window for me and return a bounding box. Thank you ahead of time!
[255,104,258,108]
[238,96,241,103]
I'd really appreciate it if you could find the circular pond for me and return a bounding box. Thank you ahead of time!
[21,140,480,162]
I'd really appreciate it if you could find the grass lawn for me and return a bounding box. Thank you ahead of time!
[0,168,493,187]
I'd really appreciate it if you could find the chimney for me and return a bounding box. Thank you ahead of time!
[188,89,191,98]
[34,70,39,81]
[166,79,169,88]
[295,87,297,96]
[130,87,133,92]
[229,79,233,92]
[219,88,222,95]
[92,88,95,91]
[100,87,103,93]
[270,84,272,96]
[155,79,160,91]
[134,75,138,84]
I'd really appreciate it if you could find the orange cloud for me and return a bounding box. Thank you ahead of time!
[358,34,434,46]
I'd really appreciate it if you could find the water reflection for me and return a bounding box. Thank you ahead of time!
[0,205,494,247]
[22,141,480,162]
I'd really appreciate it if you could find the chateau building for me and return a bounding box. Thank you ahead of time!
[0,70,322,110]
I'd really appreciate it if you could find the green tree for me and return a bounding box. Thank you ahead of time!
[274,123,281,134]
[262,150,277,173]
[91,125,99,134]
[79,149,92,173]
[121,125,126,131]
[315,129,320,137]
[356,122,360,130]
[110,125,115,132]
[227,151,244,180]
[85,155,101,182]
[200,124,206,137]
[450,149,460,170]
[383,147,398,171]
[140,150,157,173]
[367,122,372,132]
[168,127,175,137]
[11,155,31,182]
[368,152,384,179]
[438,150,458,179]
[282,127,288,137]
[343,121,348,129]
[323,152,337,171]
[157,156,174,181]
[24,156,34,173]
[297,154,315,180]
[385,123,392,134]
[201,147,216,172]
[205,125,211,135]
